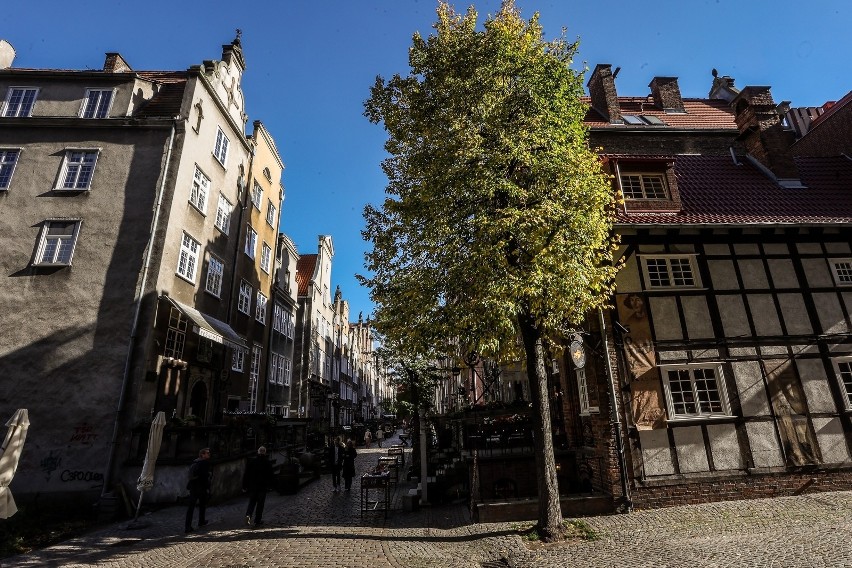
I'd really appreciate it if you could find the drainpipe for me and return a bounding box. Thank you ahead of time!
[102,121,177,498]
[598,308,633,512]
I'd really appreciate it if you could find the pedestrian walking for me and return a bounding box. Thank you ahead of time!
[184,447,212,533]
[364,428,372,448]
[376,426,384,447]
[341,439,357,491]
[243,446,274,526]
[328,436,344,492]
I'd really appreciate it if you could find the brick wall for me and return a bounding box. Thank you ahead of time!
[631,469,852,510]
[792,98,852,157]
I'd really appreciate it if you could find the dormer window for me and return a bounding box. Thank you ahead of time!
[608,155,681,214]
[620,173,668,199]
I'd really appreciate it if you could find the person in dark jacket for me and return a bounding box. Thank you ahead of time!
[243,446,275,526]
[328,436,344,492]
[341,439,358,491]
[185,447,212,533]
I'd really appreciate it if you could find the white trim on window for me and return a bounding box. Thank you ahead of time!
[205,254,225,297]
[215,193,232,235]
[34,220,81,266]
[260,242,272,274]
[56,149,100,190]
[176,231,200,283]
[266,200,277,227]
[639,254,701,289]
[832,356,852,411]
[245,225,257,259]
[189,165,210,214]
[255,291,267,324]
[830,259,852,287]
[660,363,731,420]
[79,89,115,118]
[213,127,229,166]
[251,181,262,210]
[238,279,252,315]
[248,344,262,412]
[619,172,669,199]
[0,148,21,190]
[2,87,38,117]
[232,347,245,372]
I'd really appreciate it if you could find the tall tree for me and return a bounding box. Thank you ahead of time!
[362,0,617,541]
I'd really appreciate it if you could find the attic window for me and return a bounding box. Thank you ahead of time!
[621,114,668,126]
[620,173,668,199]
[263,167,271,182]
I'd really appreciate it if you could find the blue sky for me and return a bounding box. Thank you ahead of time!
[4,1,849,320]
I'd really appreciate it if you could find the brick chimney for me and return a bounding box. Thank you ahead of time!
[732,86,799,180]
[103,52,132,73]
[587,64,621,123]
[649,77,684,112]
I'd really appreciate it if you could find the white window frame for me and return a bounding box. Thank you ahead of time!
[205,254,224,297]
[245,226,257,259]
[640,254,701,289]
[164,307,187,359]
[248,344,262,412]
[215,193,232,235]
[232,347,245,372]
[238,280,252,315]
[189,165,210,214]
[251,181,262,209]
[2,87,38,117]
[34,220,81,266]
[260,242,272,274]
[213,127,229,166]
[176,231,200,283]
[576,369,599,415]
[56,149,100,191]
[0,149,21,190]
[266,200,277,227]
[283,357,291,386]
[255,291,267,324]
[831,357,852,410]
[660,363,731,420]
[619,172,669,199]
[830,259,852,287]
[79,89,114,119]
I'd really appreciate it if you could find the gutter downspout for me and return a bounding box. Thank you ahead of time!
[598,307,633,512]
[102,121,177,498]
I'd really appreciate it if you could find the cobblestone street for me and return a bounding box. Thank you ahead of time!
[6,436,852,568]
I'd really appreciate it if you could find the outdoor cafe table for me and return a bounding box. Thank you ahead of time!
[360,472,391,518]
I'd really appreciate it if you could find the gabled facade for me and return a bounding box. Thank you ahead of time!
[268,233,299,416]
[0,36,287,506]
[573,67,852,509]
[292,235,336,425]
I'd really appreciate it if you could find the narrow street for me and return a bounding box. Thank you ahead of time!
[6,434,852,568]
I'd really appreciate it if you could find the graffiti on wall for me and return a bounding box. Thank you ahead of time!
[69,422,98,445]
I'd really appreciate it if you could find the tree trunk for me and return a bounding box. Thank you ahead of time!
[519,311,565,541]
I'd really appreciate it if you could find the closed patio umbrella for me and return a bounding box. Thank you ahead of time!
[126,411,166,528]
[0,408,30,519]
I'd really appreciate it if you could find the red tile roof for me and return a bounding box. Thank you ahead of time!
[296,254,317,297]
[614,155,852,226]
[134,72,188,118]
[583,97,737,130]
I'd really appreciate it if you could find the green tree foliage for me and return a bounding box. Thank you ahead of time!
[362,1,617,541]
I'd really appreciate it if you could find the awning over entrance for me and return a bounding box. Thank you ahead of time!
[162,296,248,350]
